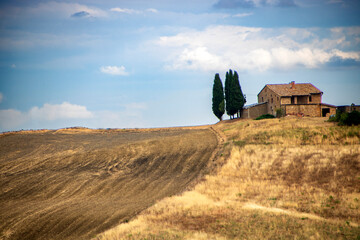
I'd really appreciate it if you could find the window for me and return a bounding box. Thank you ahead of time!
[271,98,273,103]
[262,97,264,102]
[309,96,312,102]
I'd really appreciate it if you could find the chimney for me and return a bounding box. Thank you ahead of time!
[290,81,295,89]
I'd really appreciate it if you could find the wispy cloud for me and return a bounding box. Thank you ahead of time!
[0,93,3,103]
[146,8,159,13]
[110,7,159,14]
[100,66,129,76]
[110,8,141,14]
[0,31,102,50]
[214,0,296,8]
[157,25,360,72]
[28,2,108,18]
[233,12,253,17]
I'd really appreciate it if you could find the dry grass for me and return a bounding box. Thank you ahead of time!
[96,117,360,240]
[0,128,218,240]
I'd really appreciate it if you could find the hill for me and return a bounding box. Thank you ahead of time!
[0,127,218,240]
[96,117,360,239]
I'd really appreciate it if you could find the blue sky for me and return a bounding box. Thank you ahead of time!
[0,0,359,131]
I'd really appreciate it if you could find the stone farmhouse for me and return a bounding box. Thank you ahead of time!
[241,81,337,119]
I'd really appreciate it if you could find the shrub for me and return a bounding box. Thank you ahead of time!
[275,108,285,118]
[255,114,275,120]
[327,115,337,122]
[330,110,360,126]
[342,110,360,126]
[328,109,343,123]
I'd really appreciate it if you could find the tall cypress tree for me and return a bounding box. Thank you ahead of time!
[232,71,246,118]
[224,71,231,117]
[225,69,235,118]
[212,73,225,121]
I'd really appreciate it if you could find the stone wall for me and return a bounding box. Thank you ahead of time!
[258,86,280,115]
[241,103,268,119]
[285,104,321,117]
[310,94,322,103]
[281,97,291,105]
[320,104,336,117]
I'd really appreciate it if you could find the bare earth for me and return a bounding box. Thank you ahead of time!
[0,127,218,240]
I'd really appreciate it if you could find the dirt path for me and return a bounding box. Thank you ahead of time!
[0,127,218,240]
[243,202,359,227]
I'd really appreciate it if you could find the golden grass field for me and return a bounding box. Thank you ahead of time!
[95,117,360,240]
[0,127,218,240]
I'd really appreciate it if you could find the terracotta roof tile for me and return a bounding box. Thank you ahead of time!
[264,83,322,96]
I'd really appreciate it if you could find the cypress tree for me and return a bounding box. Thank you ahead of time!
[225,69,235,118]
[212,73,225,121]
[224,71,231,117]
[232,71,246,118]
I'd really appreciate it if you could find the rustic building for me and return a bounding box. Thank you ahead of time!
[337,104,360,113]
[241,81,336,119]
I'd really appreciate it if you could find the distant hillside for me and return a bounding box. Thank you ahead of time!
[96,117,360,240]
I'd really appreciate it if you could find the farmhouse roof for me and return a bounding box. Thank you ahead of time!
[259,82,323,97]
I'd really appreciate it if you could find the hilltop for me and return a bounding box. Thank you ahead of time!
[96,117,360,240]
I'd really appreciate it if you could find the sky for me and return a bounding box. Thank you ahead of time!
[0,0,359,132]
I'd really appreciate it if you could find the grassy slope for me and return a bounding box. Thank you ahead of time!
[0,128,218,240]
[96,117,360,240]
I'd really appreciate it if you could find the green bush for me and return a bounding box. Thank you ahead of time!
[330,110,360,126]
[341,110,360,126]
[275,108,285,118]
[328,109,343,123]
[255,114,275,120]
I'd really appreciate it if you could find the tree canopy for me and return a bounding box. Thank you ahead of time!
[223,69,246,119]
[212,73,225,121]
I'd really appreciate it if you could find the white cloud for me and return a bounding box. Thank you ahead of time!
[157,25,360,72]
[214,0,296,8]
[0,102,93,131]
[146,8,158,13]
[29,102,93,121]
[0,93,3,103]
[110,8,140,14]
[233,12,253,17]
[0,102,150,131]
[100,65,129,76]
[110,7,159,14]
[0,109,25,130]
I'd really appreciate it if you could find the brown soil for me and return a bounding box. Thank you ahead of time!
[0,127,218,240]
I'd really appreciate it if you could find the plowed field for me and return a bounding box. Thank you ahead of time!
[0,128,218,240]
